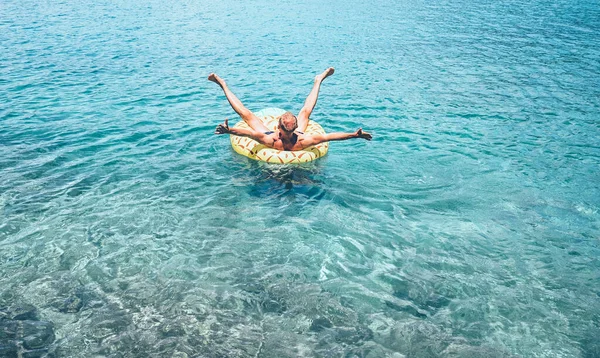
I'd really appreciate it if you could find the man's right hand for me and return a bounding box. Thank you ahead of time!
[215,118,230,135]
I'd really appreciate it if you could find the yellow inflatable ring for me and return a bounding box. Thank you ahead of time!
[230,108,329,164]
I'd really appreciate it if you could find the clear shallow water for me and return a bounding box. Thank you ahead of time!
[1,0,599,356]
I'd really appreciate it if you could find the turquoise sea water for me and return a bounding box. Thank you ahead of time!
[1,0,600,356]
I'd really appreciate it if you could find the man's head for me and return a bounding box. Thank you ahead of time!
[278,112,298,133]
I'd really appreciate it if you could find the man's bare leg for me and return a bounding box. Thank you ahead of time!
[208,73,270,132]
[297,67,335,132]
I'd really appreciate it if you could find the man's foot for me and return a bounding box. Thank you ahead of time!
[208,73,222,84]
[316,67,335,82]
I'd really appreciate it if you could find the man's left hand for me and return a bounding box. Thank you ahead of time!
[215,118,230,135]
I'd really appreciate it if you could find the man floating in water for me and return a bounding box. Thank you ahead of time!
[209,68,372,151]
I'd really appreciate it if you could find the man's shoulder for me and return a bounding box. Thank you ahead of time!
[262,131,278,140]
[294,133,319,150]
[297,131,322,141]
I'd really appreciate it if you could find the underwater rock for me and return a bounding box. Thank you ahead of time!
[424,294,451,310]
[442,343,517,357]
[22,321,55,349]
[261,298,287,314]
[94,331,139,356]
[86,304,132,340]
[385,300,428,319]
[579,325,600,358]
[22,347,54,358]
[326,341,407,358]
[334,326,374,344]
[57,297,83,313]
[159,321,186,338]
[0,320,19,339]
[392,281,411,301]
[156,337,179,351]
[0,341,18,358]
[310,317,333,332]
[386,321,450,357]
[73,285,105,311]
[0,318,55,358]
[1,304,39,321]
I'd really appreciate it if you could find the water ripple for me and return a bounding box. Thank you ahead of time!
[1,0,600,356]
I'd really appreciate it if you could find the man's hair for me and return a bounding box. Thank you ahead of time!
[279,112,298,132]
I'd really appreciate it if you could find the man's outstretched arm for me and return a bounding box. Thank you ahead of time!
[215,119,273,145]
[302,128,372,147]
